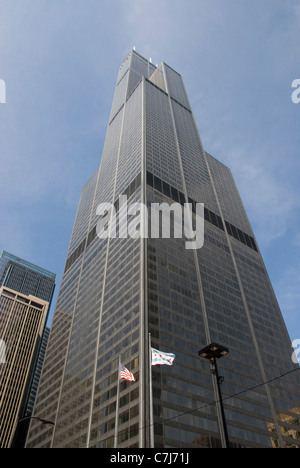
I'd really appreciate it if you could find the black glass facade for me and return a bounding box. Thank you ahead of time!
[0,251,55,304]
[26,51,300,449]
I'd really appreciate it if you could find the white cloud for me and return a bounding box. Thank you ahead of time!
[293,233,300,248]
[275,262,300,339]
[0,210,33,260]
[285,2,300,58]
[204,141,299,247]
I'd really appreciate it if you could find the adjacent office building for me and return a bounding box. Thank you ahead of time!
[25,326,51,418]
[0,252,55,305]
[13,326,51,448]
[0,252,55,448]
[27,50,300,449]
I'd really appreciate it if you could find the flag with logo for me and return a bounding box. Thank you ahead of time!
[151,348,175,366]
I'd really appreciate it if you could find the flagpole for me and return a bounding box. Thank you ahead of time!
[149,333,154,448]
[114,355,121,449]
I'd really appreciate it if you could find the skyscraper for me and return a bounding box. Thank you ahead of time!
[27,50,300,449]
[0,252,55,448]
[0,251,55,304]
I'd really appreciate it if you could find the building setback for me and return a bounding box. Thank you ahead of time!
[0,252,55,448]
[0,287,50,448]
[27,50,300,449]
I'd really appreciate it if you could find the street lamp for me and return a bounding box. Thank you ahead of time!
[19,416,55,427]
[13,416,55,448]
[199,342,230,449]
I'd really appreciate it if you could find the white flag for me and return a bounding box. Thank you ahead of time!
[152,348,175,366]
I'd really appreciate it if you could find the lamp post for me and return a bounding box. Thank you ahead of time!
[199,342,230,448]
[18,416,55,427]
[13,416,55,448]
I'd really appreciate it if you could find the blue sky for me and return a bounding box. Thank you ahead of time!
[0,0,299,344]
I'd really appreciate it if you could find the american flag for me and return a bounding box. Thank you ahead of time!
[120,365,135,382]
